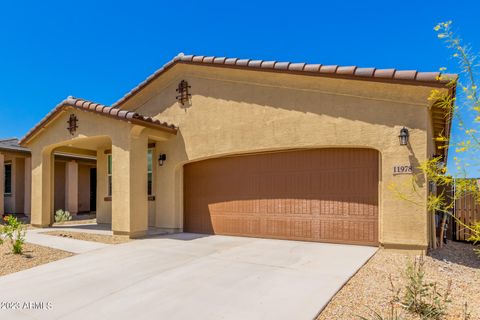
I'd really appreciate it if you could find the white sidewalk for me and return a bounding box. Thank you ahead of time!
[26,228,110,254]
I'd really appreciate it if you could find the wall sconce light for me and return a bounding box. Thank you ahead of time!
[398,127,409,146]
[158,153,167,166]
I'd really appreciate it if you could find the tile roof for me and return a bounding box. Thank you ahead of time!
[112,53,458,108]
[20,96,177,145]
[0,138,30,154]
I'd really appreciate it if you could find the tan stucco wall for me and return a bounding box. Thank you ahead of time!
[119,64,444,248]
[54,161,66,211]
[96,148,111,224]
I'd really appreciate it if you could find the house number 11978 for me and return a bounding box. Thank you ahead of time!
[393,165,413,175]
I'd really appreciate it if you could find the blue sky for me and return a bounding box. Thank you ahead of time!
[0,1,478,176]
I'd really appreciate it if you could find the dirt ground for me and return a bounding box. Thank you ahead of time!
[42,230,130,244]
[0,242,73,276]
[317,241,480,320]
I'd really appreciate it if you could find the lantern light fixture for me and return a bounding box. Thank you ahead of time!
[158,153,167,166]
[398,127,409,146]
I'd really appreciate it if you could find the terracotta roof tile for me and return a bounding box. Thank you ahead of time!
[416,72,441,82]
[111,53,458,108]
[236,59,250,66]
[202,56,215,63]
[303,64,321,72]
[20,97,177,145]
[336,66,357,75]
[319,65,338,73]
[288,63,306,71]
[192,55,205,63]
[394,70,417,80]
[274,62,290,70]
[224,58,238,65]
[355,68,375,77]
[260,61,276,69]
[213,57,227,64]
[180,55,194,62]
[374,69,396,79]
[248,60,263,68]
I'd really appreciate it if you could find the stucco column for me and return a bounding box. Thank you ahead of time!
[111,131,148,238]
[0,153,4,215]
[31,150,53,227]
[24,157,31,215]
[65,161,78,215]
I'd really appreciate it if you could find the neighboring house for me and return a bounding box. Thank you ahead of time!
[0,139,95,216]
[0,138,31,215]
[16,53,455,251]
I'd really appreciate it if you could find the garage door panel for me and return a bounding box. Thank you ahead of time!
[184,148,379,246]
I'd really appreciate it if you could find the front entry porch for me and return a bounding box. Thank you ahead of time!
[53,153,97,218]
[20,97,177,238]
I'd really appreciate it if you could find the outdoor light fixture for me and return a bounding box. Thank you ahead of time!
[158,153,167,166]
[398,127,409,146]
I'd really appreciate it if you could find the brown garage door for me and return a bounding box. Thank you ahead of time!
[184,148,379,246]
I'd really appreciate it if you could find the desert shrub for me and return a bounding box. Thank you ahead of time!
[357,307,405,320]
[357,275,406,320]
[1,215,26,254]
[54,209,72,223]
[358,257,455,320]
[398,257,451,319]
[467,221,480,257]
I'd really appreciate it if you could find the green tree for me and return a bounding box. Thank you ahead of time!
[418,21,480,251]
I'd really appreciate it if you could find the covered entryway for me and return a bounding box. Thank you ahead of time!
[53,154,97,217]
[20,97,177,237]
[184,148,379,246]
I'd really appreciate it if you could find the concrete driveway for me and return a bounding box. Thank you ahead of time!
[0,234,376,320]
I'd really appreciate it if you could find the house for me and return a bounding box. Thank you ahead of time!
[6,53,456,251]
[0,138,30,215]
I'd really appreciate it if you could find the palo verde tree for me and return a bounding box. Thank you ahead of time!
[397,21,480,252]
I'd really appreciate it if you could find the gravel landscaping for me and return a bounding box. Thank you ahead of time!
[0,242,73,276]
[52,218,97,226]
[42,231,130,244]
[317,241,480,320]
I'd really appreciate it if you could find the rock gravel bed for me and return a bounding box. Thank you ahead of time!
[317,241,480,320]
[43,231,130,244]
[0,242,73,276]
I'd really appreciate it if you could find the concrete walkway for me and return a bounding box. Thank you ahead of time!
[0,234,377,320]
[26,227,110,253]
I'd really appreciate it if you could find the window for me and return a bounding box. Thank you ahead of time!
[4,163,12,195]
[147,150,153,196]
[107,154,112,196]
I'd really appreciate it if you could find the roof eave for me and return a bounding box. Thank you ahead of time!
[20,97,178,146]
[112,53,458,109]
[0,147,31,155]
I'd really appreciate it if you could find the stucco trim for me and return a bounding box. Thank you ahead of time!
[19,97,178,145]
